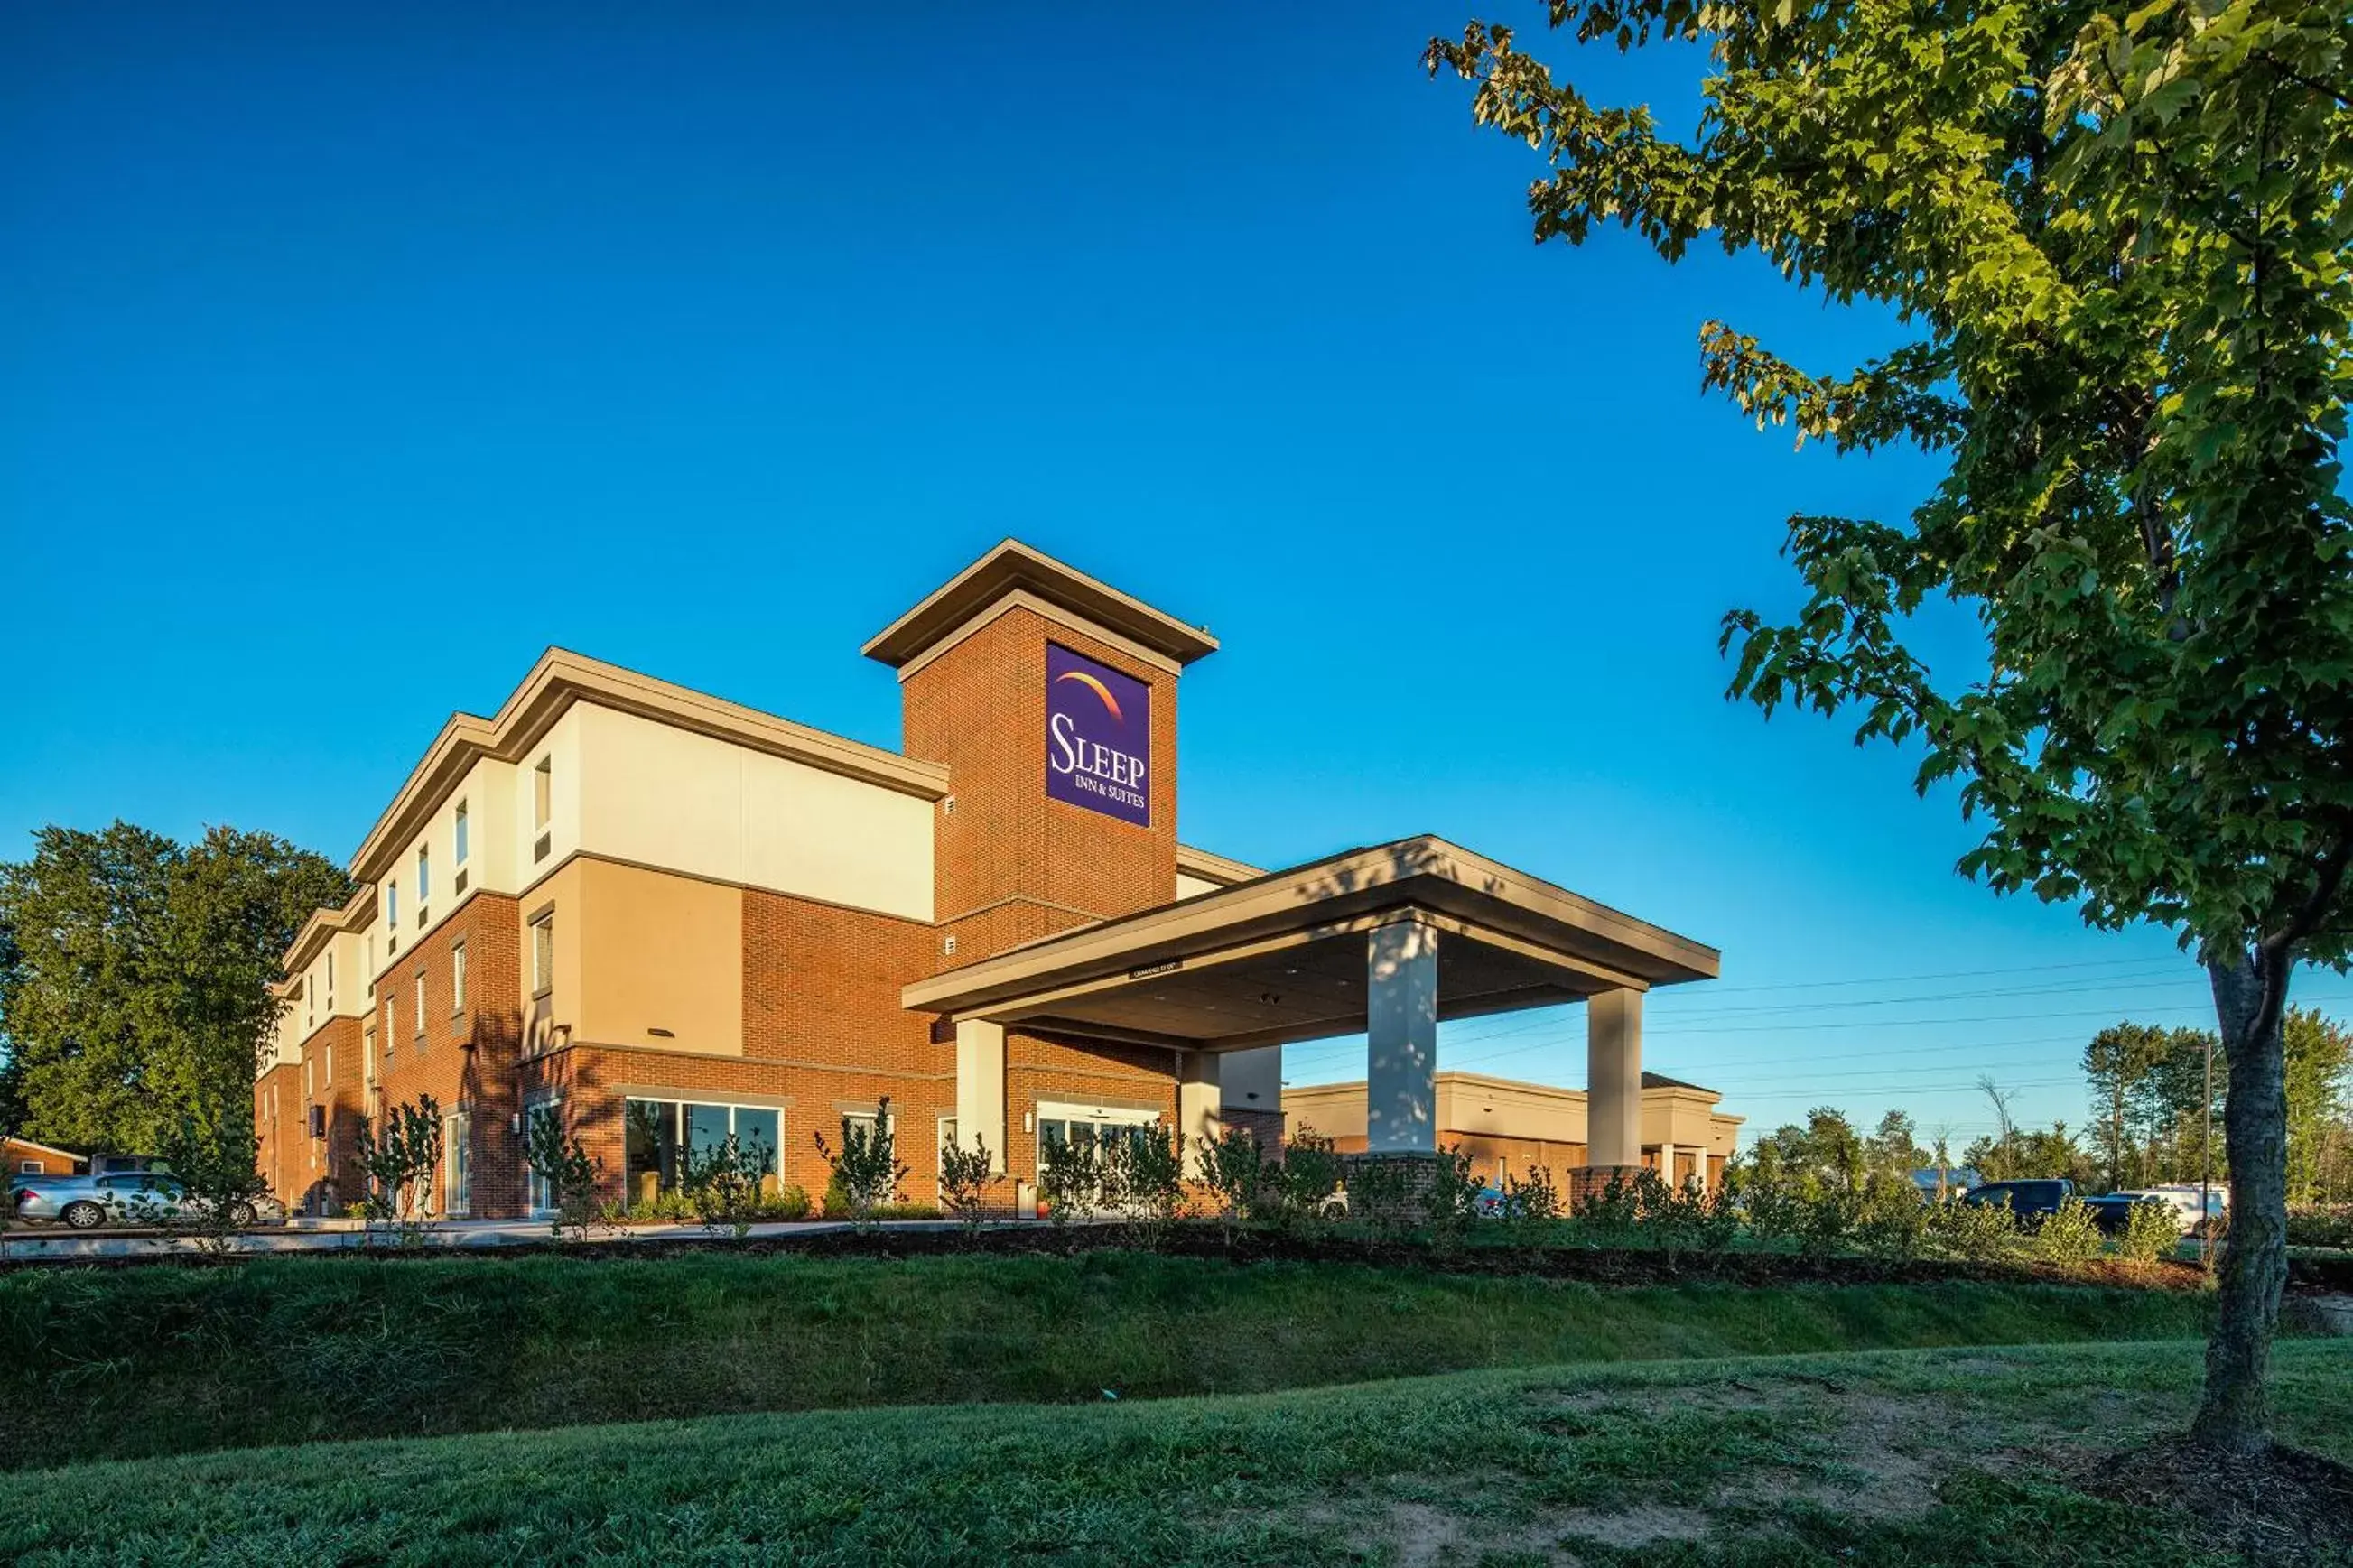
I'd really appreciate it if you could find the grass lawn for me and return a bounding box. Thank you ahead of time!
[5,1337,2346,1566]
[0,1249,2231,1469]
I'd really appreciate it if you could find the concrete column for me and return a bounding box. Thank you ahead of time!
[1660,1138,1679,1190]
[1366,918,1439,1155]
[1176,1050,1222,1176]
[1586,988,1643,1169]
[954,1018,1007,1174]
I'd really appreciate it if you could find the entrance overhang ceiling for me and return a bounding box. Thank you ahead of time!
[902,836,1720,1053]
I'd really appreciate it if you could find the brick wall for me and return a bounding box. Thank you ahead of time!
[902,607,1179,966]
[367,889,525,1218]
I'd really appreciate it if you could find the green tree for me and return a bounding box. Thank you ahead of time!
[1430,0,2353,1454]
[1867,1109,1927,1177]
[0,822,349,1157]
[2283,1006,2353,1204]
[2083,1022,2219,1186]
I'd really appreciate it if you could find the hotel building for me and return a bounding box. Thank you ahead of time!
[255,543,1721,1219]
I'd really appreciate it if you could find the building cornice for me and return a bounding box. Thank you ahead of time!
[862,540,1218,670]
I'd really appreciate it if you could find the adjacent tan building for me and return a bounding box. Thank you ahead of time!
[1283,1071,1743,1192]
[256,542,1721,1219]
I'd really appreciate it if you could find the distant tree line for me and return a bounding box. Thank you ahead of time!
[0,821,348,1165]
[1752,1011,2353,1205]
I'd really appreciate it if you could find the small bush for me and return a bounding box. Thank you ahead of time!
[2286,1204,2353,1250]
[1037,1136,1102,1226]
[938,1137,998,1230]
[2116,1199,2181,1264]
[2034,1196,2105,1266]
[1102,1124,1186,1248]
[1267,1127,1344,1229]
[1499,1164,1562,1235]
[682,1134,777,1239]
[522,1115,606,1242]
[1923,1194,2020,1262]
[814,1098,912,1229]
[1195,1126,1270,1236]
[1852,1175,1927,1261]
[1571,1172,1642,1247]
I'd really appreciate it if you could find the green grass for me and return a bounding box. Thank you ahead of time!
[5,1338,2345,1566]
[0,1249,2227,1469]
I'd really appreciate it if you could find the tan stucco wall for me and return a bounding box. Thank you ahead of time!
[1221,1044,1283,1119]
[1175,871,1223,901]
[1284,1074,1743,1159]
[575,703,933,922]
[574,858,744,1055]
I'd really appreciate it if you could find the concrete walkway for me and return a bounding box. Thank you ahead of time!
[0,1215,1010,1262]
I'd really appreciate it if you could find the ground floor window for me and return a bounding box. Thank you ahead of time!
[524,1098,563,1214]
[625,1098,781,1205]
[1035,1104,1161,1177]
[443,1109,472,1217]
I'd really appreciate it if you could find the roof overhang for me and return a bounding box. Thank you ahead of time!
[902,835,1718,1053]
[861,540,1219,670]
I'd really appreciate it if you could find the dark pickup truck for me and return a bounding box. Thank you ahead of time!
[1958,1178,2077,1223]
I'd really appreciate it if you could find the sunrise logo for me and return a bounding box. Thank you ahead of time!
[1053,668,1124,724]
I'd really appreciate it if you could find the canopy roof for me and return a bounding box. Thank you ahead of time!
[903,835,1718,1053]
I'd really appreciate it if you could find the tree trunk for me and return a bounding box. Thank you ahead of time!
[2192,948,2292,1456]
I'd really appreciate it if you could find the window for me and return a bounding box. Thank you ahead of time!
[305,974,315,1032]
[302,1059,313,1097]
[451,942,468,1015]
[524,1099,563,1213]
[323,1043,332,1086]
[385,995,398,1058]
[444,1109,471,1218]
[364,1021,377,1074]
[19,1160,40,1175]
[386,880,398,929]
[326,951,335,1005]
[413,974,426,1040]
[532,914,554,997]
[623,1099,781,1205]
[453,801,470,865]
[534,756,552,829]
[417,845,431,903]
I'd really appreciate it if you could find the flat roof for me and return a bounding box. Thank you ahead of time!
[904,835,1718,1052]
[862,540,1219,669]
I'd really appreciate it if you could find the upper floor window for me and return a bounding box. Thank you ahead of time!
[386,880,399,930]
[414,973,427,1041]
[531,913,554,997]
[534,756,553,830]
[385,995,398,1056]
[451,942,468,1015]
[453,802,470,865]
[417,845,431,903]
[325,951,335,1007]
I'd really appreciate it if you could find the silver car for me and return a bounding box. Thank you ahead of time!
[12,1171,282,1229]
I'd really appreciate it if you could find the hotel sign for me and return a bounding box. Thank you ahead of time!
[1046,643,1149,826]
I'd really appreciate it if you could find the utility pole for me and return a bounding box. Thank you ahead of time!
[2200,1033,2215,1271]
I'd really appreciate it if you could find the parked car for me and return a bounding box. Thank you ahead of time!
[2112,1185,2227,1233]
[13,1171,282,1230]
[1474,1185,1508,1219]
[2079,1193,2162,1236]
[1958,1179,2077,1223]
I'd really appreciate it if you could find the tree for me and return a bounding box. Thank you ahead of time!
[2283,1006,2353,1203]
[2083,1022,2220,1185]
[0,822,349,1155]
[1430,0,2353,1455]
[1867,1109,1927,1177]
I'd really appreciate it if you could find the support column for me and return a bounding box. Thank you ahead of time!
[1366,917,1439,1154]
[1584,988,1643,1180]
[954,1019,1007,1174]
[1177,1050,1222,1176]
[1660,1138,1679,1190]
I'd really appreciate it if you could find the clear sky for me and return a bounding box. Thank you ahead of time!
[5,3,2321,1151]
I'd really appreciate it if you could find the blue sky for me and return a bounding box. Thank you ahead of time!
[3,3,2309,1150]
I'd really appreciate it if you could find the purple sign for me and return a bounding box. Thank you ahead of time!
[1046,643,1150,826]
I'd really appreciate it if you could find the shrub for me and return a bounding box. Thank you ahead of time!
[938,1136,998,1230]
[1499,1164,1562,1239]
[2033,1197,2105,1266]
[2116,1198,2182,1264]
[1102,1124,1186,1248]
[1037,1135,1102,1226]
[1853,1175,1928,1261]
[522,1115,606,1242]
[1726,1163,1803,1250]
[352,1094,442,1244]
[1571,1171,1643,1247]
[1793,1184,1861,1257]
[1268,1127,1344,1229]
[1635,1170,1740,1261]
[149,1109,272,1251]
[1195,1126,1270,1237]
[682,1134,776,1239]
[813,1097,911,1229]
[1922,1194,2020,1262]
[1426,1147,1487,1239]
[2286,1204,2353,1250]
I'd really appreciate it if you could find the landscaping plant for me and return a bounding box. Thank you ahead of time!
[683,1132,774,1240]
[2119,1198,2187,1266]
[521,1113,606,1242]
[937,1135,997,1230]
[813,1098,909,1229]
[351,1094,442,1246]
[1101,1124,1186,1249]
[150,1106,271,1252]
[1036,1133,1102,1227]
[1195,1124,1270,1240]
[2034,1197,2108,1266]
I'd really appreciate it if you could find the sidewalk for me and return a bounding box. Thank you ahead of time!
[0,1215,1002,1262]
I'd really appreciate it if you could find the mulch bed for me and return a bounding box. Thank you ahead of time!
[6,1218,2259,1291]
[2077,1436,2353,1565]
